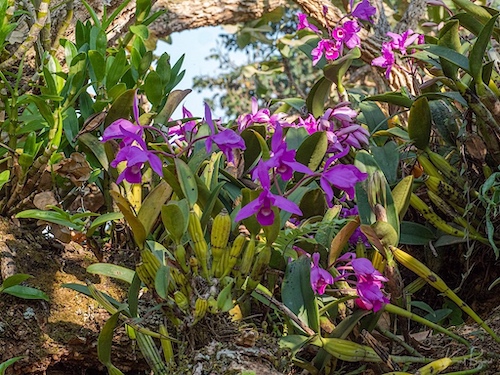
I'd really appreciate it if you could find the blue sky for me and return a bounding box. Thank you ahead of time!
[156,26,246,120]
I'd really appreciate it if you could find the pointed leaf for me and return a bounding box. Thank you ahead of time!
[0,274,32,291]
[306,77,332,117]
[138,181,173,235]
[391,175,414,220]
[156,89,192,124]
[110,191,146,248]
[175,158,198,209]
[0,357,25,375]
[154,265,170,300]
[98,312,125,375]
[295,131,328,172]
[87,264,135,284]
[408,97,432,150]
[86,212,123,237]
[470,14,499,83]
[3,285,49,301]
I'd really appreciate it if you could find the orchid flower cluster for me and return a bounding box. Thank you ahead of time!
[102,94,369,229]
[310,252,389,312]
[371,30,425,78]
[297,0,376,65]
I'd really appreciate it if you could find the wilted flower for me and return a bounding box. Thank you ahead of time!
[310,253,334,294]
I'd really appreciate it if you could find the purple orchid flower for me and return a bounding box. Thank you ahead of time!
[204,103,246,163]
[320,156,368,207]
[387,29,421,55]
[372,42,396,79]
[332,20,361,49]
[310,253,334,294]
[312,39,341,66]
[237,97,272,130]
[266,125,313,180]
[297,13,319,33]
[110,126,163,184]
[168,106,198,141]
[102,93,143,144]
[235,162,302,226]
[297,114,318,134]
[340,206,370,247]
[335,124,370,149]
[351,0,377,22]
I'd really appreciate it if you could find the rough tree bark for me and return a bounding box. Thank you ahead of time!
[13,0,427,90]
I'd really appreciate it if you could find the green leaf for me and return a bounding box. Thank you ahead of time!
[438,20,461,79]
[78,133,109,171]
[3,285,49,301]
[106,49,129,90]
[295,131,327,172]
[110,191,146,248]
[0,170,10,190]
[86,212,123,237]
[217,280,235,312]
[370,141,399,184]
[137,181,173,236]
[0,357,25,375]
[87,264,135,284]
[413,44,470,73]
[155,89,192,124]
[98,312,125,375]
[279,335,310,356]
[408,97,432,150]
[363,92,413,108]
[15,209,85,231]
[199,181,225,230]
[104,89,135,127]
[282,256,319,333]
[241,126,267,172]
[130,25,149,40]
[306,77,332,117]
[0,274,32,292]
[161,199,189,244]
[154,265,170,300]
[128,273,142,318]
[449,0,493,25]
[175,158,198,209]
[354,151,400,245]
[88,50,106,83]
[400,221,436,245]
[470,14,499,83]
[391,175,414,220]
[143,70,164,107]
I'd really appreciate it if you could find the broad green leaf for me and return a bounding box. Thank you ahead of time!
[143,70,163,107]
[79,133,109,171]
[295,131,327,173]
[372,127,410,141]
[371,141,399,184]
[104,89,135,127]
[306,77,332,117]
[217,280,235,312]
[354,151,400,244]
[130,25,149,40]
[161,200,189,244]
[470,14,499,83]
[279,335,310,355]
[110,191,146,248]
[15,209,84,231]
[154,265,170,300]
[449,0,493,25]
[155,89,192,125]
[175,158,198,209]
[156,53,171,86]
[270,97,306,111]
[98,312,125,375]
[106,49,129,90]
[413,44,470,73]
[199,181,225,230]
[0,357,25,375]
[241,125,266,172]
[0,274,32,291]
[391,175,414,220]
[128,273,142,318]
[88,50,106,83]
[238,188,262,236]
[371,220,399,248]
[363,92,413,108]
[438,20,461,80]
[63,107,79,146]
[86,264,135,284]
[400,221,436,245]
[3,285,49,301]
[86,212,123,237]
[452,12,485,37]
[408,97,432,150]
[138,181,173,236]
[282,256,319,333]
[0,170,10,190]
[262,206,281,244]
